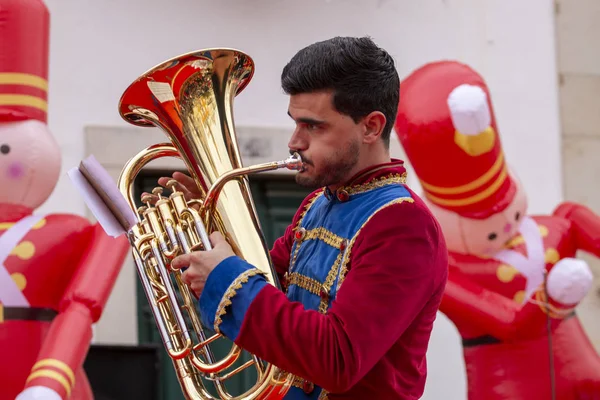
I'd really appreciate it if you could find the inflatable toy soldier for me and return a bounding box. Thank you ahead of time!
[395,60,600,399]
[0,1,129,399]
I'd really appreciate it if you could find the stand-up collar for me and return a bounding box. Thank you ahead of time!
[323,159,407,203]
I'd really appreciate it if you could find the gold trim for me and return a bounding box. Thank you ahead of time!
[424,165,508,207]
[0,94,48,112]
[286,272,324,296]
[213,268,266,333]
[26,369,71,397]
[289,374,329,398]
[0,73,48,91]
[336,197,415,292]
[294,191,323,231]
[0,304,3,323]
[289,192,324,270]
[303,227,345,249]
[344,173,407,196]
[420,151,504,195]
[290,374,311,390]
[31,359,76,386]
[318,251,345,314]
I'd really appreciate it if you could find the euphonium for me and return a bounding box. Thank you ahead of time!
[116,49,301,399]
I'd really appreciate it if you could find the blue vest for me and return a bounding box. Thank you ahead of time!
[283,173,413,399]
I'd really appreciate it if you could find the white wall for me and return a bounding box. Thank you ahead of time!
[41,1,562,399]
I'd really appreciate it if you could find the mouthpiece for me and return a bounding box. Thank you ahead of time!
[282,152,304,171]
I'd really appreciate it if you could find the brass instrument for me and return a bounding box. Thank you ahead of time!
[116,48,301,399]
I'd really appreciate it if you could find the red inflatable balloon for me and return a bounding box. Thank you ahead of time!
[396,60,600,399]
[0,2,130,399]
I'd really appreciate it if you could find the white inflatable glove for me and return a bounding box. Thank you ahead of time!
[546,257,594,305]
[15,386,62,400]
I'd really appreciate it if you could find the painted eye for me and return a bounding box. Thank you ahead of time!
[488,232,498,241]
[0,144,10,155]
[515,211,521,221]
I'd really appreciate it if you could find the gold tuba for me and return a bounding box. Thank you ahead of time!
[116,48,301,399]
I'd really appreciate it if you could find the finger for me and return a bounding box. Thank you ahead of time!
[209,231,226,246]
[140,192,159,205]
[181,269,194,285]
[171,253,192,270]
[160,179,192,197]
[157,176,173,187]
[172,171,196,188]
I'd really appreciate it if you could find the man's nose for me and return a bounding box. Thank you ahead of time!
[288,129,307,152]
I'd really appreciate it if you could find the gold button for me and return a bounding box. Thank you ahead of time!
[10,241,35,260]
[513,290,525,304]
[496,264,519,283]
[11,273,27,291]
[32,218,47,229]
[545,248,560,264]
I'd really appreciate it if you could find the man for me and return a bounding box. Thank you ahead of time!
[159,36,448,399]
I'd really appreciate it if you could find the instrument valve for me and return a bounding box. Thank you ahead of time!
[166,179,180,193]
[140,193,155,208]
[152,187,164,199]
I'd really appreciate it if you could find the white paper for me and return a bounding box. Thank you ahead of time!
[67,167,127,238]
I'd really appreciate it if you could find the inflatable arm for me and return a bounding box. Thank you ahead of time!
[19,224,129,399]
[554,202,600,258]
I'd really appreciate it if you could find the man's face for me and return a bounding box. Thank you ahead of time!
[287,91,362,188]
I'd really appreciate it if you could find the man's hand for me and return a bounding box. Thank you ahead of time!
[171,231,235,297]
[142,171,203,204]
[158,171,202,200]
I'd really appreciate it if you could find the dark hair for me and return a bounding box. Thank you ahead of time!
[281,36,399,147]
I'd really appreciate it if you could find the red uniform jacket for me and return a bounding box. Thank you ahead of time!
[197,161,449,399]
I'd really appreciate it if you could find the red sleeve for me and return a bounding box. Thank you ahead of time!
[23,224,130,398]
[235,201,447,393]
[269,224,293,281]
[553,201,600,257]
[59,224,130,321]
[22,303,94,399]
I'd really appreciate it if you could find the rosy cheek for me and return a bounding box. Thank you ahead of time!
[482,247,493,256]
[6,162,25,180]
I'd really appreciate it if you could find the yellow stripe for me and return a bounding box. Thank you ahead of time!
[32,359,76,387]
[0,73,48,91]
[425,166,508,207]
[0,94,48,112]
[26,369,72,397]
[420,152,505,195]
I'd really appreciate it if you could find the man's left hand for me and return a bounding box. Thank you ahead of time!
[171,231,235,297]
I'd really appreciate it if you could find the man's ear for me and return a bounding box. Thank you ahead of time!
[362,111,387,144]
